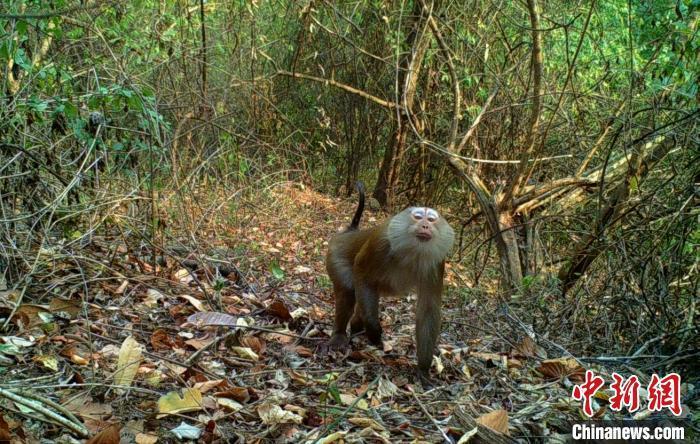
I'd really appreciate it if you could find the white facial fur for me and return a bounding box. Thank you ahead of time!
[387,206,455,265]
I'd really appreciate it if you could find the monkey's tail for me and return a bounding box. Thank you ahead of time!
[348,181,365,230]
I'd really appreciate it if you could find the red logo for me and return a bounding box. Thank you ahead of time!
[648,373,682,416]
[572,370,605,417]
[609,373,641,412]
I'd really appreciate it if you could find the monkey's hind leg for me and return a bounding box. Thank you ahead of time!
[355,283,382,346]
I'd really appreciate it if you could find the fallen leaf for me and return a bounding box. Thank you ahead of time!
[114,280,128,295]
[375,377,398,400]
[293,265,312,274]
[456,427,478,444]
[348,417,385,431]
[150,329,174,350]
[215,387,251,403]
[240,335,266,355]
[179,294,207,311]
[174,268,194,284]
[170,422,202,440]
[143,289,164,308]
[33,354,59,371]
[476,409,509,435]
[266,299,292,321]
[316,431,347,443]
[61,345,90,365]
[135,433,158,444]
[86,423,120,444]
[257,403,303,425]
[49,298,82,318]
[339,394,368,410]
[114,336,143,388]
[157,388,203,418]
[231,346,259,361]
[193,379,226,393]
[216,398,243,412]
[0,414,11,442]
[537,358,585,382]
[187,311,238,327]
[290,307,308,319]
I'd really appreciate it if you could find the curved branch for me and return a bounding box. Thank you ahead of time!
[276,70,400,110]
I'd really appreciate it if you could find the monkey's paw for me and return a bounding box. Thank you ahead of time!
[416,369,435,389]
[317,334,349,355]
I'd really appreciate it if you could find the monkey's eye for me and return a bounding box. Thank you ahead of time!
[411,208,425,220]
[426,209,439,222]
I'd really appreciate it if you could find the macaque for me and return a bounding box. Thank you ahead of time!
[325,182,455,382]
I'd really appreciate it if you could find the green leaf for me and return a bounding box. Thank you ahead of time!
[328,384,342,404]
[270,262,284,280]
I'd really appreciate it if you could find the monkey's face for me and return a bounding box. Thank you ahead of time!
[387,207,455,261]
[409,207,440,242]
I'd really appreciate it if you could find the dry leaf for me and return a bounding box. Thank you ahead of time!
[179,294,207,311]
[0,414,11,443]
[114,336,143,388]
[193,379,226,394]
[475,409,509,435]
[348,417,385,431]
[339,394,368,410]
[150,329,174,350]
[536,358,585,381]
[135,433,159,444]
[143,289,165,307]
[157,388,203,418]
[257,403,303,425]
[316,431,347,443]
[216,398,243,412]
[114,280,128,295]
[293,265,312,274]
[470,351,503,364]
[49,298,82,318]
[33,354,59,371]
[456,427,478,444]
[512,337,538,358]
[174,268,194,284]
[375,377,398,400]
[215,387,251,403]
[240,335,266,354]
[86,423,121,444]
[231,346,259,361]
[266,299,292,321]
[61,345,90,366]
[187,311,238,327]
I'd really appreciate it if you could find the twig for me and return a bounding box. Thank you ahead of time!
[185,329,236,366]
[411,389,454,444]
[310,375,380,443]
[0,388,88,438]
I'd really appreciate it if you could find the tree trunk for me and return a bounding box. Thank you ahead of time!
[373,1,431,208]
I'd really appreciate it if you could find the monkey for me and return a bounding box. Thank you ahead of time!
[325,182,455,384]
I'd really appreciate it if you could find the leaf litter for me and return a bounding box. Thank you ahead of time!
[0,183,678,442]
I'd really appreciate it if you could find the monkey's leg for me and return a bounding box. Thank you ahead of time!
[349,306,364,335]
[355,283,382,346]
[415,287,442,382]
[328,284,355,349]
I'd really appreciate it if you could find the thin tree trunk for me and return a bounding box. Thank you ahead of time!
[373,1,431,208]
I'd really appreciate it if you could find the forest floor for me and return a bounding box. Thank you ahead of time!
[0,183,681,443]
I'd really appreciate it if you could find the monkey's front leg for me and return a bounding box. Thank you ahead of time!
[355,282,382,346]
[415,273,443,385]
[327,284,356,350]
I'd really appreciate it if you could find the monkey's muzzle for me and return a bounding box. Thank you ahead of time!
[416,231,433,242]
